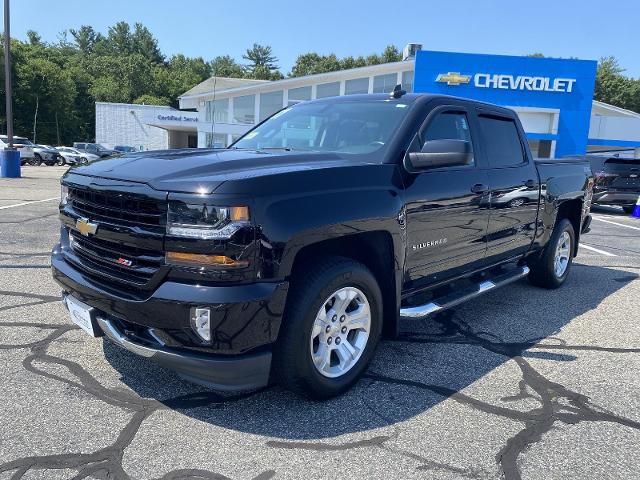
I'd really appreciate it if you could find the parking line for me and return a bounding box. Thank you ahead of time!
[580,244,617,257]
[0,197,58,210]
[592,216,640,231]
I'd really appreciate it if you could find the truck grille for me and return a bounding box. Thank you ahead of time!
[69,232,163,286]
[65,186,167,290]
[68,186,166,227]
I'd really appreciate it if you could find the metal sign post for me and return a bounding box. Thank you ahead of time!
[1,0,20,178]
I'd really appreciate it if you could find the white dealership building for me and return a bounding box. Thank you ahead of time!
[96,46,640,158]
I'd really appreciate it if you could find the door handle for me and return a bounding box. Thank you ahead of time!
[524,179,538,188]
[471,183,489,194]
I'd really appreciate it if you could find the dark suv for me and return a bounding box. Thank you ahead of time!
[589,155,640,213]
[73,143,119,158]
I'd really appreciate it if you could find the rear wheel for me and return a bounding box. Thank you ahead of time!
[57,157,65,166]
[274,256,382,399]
[622,206,634,214]
[528,218,575,289]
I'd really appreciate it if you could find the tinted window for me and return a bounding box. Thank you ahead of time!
[478,115,525,167]
[422,111,474,166]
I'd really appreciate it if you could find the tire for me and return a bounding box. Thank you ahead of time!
[31,154,42,166]
[528,218,575,289]
[57,157,66,166]
[273,256,383,399]
[622,206,634,214]
[80,157,88,164]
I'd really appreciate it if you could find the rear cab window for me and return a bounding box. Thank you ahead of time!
[477,114,526,168]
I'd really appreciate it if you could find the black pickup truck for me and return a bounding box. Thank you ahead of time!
[52,91,594,398]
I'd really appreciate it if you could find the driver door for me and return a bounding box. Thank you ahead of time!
[402,102,491,291]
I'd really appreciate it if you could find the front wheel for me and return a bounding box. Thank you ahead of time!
[30,154,42,166]
[274,256,382,399]
[528,218,575,289]
[57,157,66,166]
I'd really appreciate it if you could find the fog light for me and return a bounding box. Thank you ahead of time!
[191,307,211,342]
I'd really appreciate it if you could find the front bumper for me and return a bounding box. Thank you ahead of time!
[593,190,640,206]
[52,244,288,391]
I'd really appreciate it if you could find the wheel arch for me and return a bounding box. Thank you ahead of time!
[288,231,401,339]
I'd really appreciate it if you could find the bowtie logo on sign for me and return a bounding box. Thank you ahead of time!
[436,72,577,93]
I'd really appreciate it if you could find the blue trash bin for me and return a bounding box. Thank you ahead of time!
[0,149,21,178]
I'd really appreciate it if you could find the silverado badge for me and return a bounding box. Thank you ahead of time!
[116,257,133,267]
[75,217,98,237]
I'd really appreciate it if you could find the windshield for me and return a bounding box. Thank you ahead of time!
[232,100,411,155]
[1,137,32,145]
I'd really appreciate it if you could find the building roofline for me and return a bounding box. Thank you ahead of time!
[178,60,416,100]
[95,101,175,109]
[592,100,640,118]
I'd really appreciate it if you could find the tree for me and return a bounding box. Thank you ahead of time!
[290,46,404,77]
[210,55,245,78]
[26,30,42,46]
[131,23,163,63]
[242,43,282,79]
[69,26,104,54]
[134,94,170,106]
[594,56,640,113]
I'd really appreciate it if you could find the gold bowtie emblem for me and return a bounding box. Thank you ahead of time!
[436,72,472,86]
[76,217,98,236]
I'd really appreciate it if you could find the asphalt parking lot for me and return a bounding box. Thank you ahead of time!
[1,166,639,480]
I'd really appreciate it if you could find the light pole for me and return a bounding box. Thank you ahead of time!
[0,0,20,178]
[3,0,13,147]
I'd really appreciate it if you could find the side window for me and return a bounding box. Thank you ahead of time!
[76,143,85,150]
[422,111,474,165]
[478,115,525,167]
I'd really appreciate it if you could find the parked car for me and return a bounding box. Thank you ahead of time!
[32,144,64,166]
[0,135,35,164]
[53,92,594,399]
[73,142,119,158]
[56,147,100,165]
[587,155,640,214]
[113,145,137,153]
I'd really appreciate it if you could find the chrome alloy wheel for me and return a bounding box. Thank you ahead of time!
[310,286,371,378]
[554,231,571,278]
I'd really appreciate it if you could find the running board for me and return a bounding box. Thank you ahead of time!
[399,266,530,320]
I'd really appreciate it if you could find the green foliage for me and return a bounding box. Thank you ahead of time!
[134,94,170,106]
[242,43,282,80]
[289,45,403,77]
[594,56,640,113]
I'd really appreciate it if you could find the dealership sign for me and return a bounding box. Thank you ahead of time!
[415,50,597,157]
[157,114,198,122]
[436,72,576,93]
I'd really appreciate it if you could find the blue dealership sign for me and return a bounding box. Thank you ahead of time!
[414,50,597,157]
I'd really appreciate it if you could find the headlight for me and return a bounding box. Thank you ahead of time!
[167,203,250,240]
[61,184,69,206]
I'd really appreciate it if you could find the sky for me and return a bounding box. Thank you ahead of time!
[5,0,640,77]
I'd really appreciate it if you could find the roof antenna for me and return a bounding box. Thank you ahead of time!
[390,84,406,99]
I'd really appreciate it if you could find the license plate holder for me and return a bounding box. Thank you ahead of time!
[65,295,102,338]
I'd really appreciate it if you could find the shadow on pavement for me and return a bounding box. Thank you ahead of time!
[103,263,637,440]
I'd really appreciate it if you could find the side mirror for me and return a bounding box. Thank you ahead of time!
[406,139,473,171]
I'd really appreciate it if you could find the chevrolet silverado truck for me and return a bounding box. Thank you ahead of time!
[52,90,594,399]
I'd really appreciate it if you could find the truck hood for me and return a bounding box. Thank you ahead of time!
[68,148,369,194]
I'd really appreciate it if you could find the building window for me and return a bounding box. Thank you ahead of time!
[373,73,397,93]
[316,81,340,98]
[345,77,369,95]
[288,86,312,105]
[205,98,229,123]
[232,95,255,124]
[205,133,228,148]
[402,70,414,93]
[259,91,284,122]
